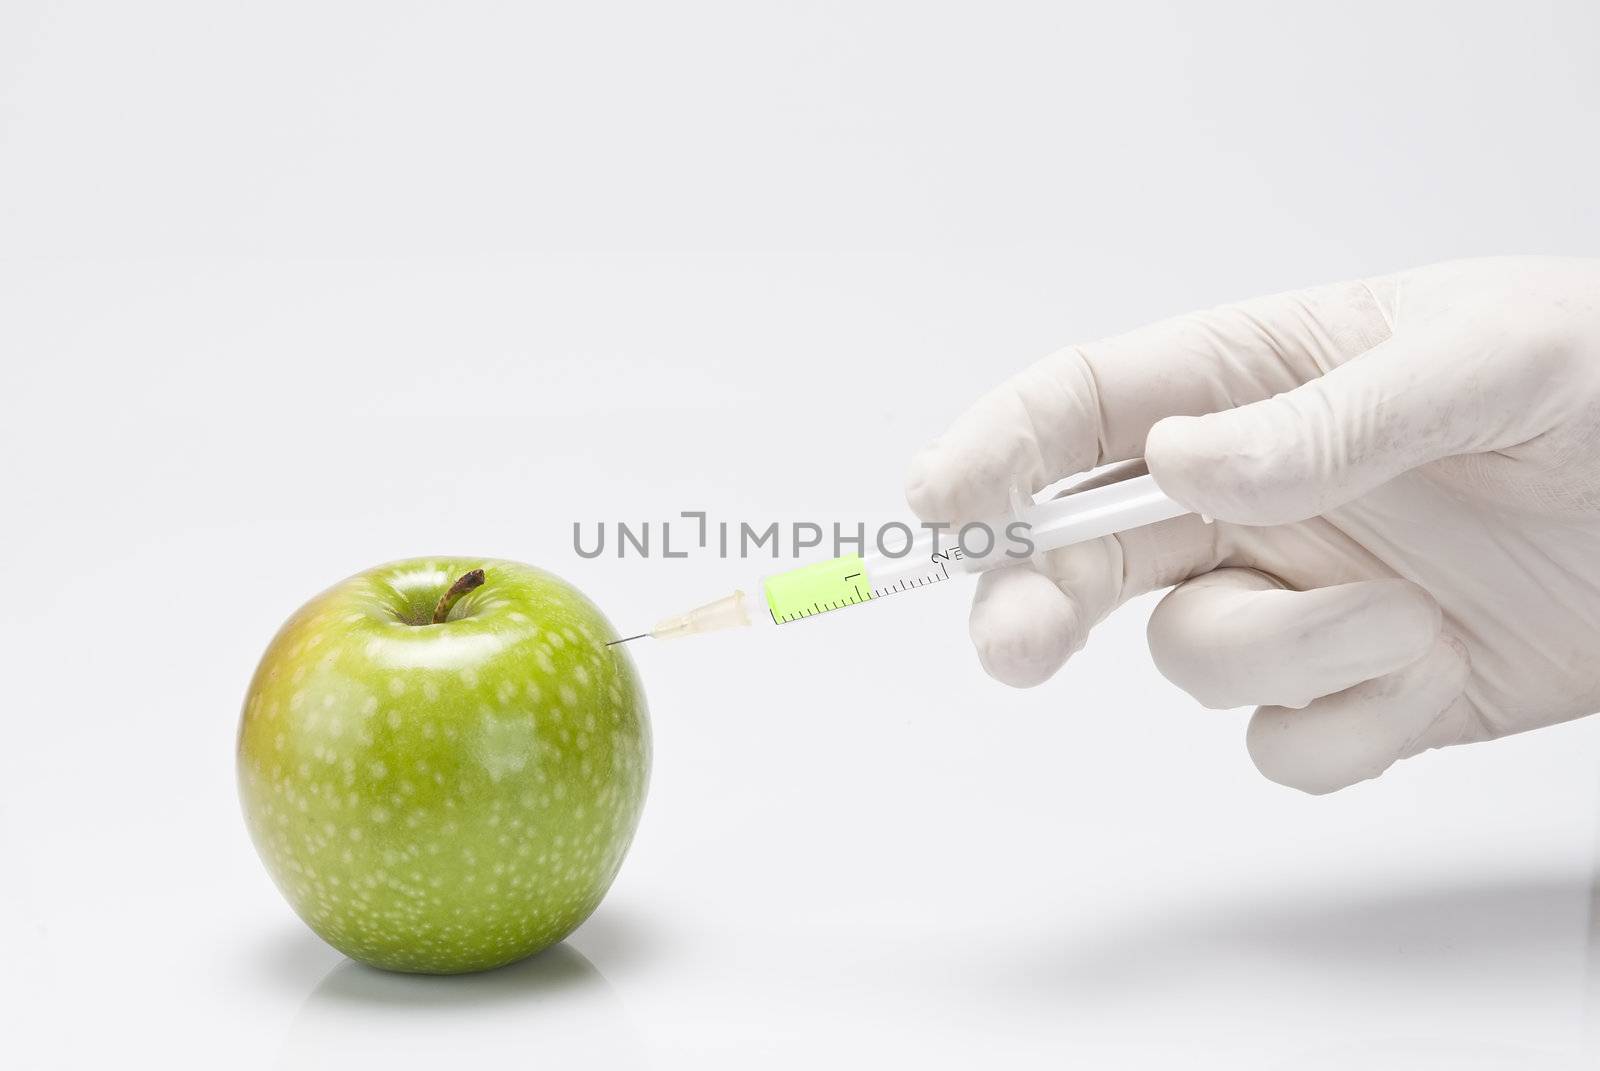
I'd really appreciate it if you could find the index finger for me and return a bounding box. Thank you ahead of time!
[904,278,1391,523]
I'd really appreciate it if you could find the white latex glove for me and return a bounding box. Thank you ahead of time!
[906,257,1600,793]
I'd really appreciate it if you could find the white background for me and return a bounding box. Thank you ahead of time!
[4,2,1600,1068]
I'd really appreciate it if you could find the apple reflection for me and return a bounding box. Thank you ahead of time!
[280,942,641,1070]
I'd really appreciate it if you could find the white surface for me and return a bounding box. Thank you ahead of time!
[3,2,1600,1068]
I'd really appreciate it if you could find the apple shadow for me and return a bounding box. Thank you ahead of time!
[564,903,670,977]
[241,920,347,991]
[280,941,645,1068]
[305,941,611,1011]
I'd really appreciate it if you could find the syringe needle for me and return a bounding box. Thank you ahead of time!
[606,633,650,646]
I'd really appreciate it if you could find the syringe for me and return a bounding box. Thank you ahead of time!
[607,473,1188,645]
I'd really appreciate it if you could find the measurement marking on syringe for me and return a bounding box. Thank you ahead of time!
[770,573,955,623]
[761,550,970,627]
[771,586,883,624]
[874,569,952,598]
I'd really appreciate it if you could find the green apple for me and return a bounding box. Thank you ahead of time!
[237,558,649,974]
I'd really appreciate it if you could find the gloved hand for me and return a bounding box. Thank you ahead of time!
[906,257,1600,793]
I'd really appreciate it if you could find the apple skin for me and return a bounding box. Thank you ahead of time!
[237,557,649,974]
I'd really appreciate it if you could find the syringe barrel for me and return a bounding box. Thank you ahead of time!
[872,473,1189,573]
[654,473,1189,638]
[1020,473,1188,555]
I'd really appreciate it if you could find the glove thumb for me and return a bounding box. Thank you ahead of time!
[1143,314,1545,525]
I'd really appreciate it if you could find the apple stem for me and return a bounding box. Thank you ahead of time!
[432,569,486,624]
